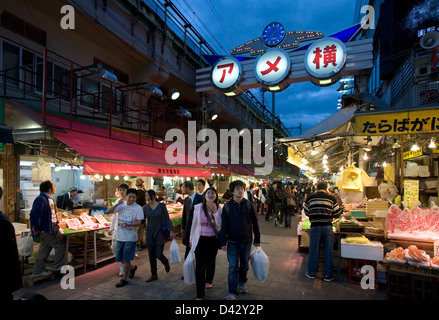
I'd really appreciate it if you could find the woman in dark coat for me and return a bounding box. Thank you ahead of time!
[143,190,176,282]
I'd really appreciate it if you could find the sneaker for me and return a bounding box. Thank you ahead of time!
[224,293,238,300]
[238,283,247,294]
[274,218,278,226]
[32,270,52,278]
[205,283,213,289]
[323,275,335,282]
[129,265,137,279]
[115,279,128,288]
[305,272,316,279]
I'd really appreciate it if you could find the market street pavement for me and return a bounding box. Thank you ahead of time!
[13,214,386,300]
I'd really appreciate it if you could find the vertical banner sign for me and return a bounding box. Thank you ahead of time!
[403,180,419,210]
[254,49,291,86]
[211,57,242,93]
[304,37,347,86]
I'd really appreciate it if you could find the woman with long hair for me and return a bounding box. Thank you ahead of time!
[143,190,176,282]
[189,187,222,300]
[283,186,296,229]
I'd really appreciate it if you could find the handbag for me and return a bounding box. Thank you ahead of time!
[203,205,222,249]
[287,195,296,208]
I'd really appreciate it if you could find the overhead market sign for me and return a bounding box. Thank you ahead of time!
[355,109,439,136]
[202,22,372,95]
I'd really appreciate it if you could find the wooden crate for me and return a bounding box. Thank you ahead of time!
[23,272,56,287]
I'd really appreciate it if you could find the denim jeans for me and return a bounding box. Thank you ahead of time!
[307,225,334,277]
[227,241,252,295]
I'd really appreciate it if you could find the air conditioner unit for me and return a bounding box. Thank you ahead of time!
[414,64,431,84]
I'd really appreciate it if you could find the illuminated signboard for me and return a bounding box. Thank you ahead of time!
[254,48,291,88]
[211,56,242,94]
[304,37,347,87]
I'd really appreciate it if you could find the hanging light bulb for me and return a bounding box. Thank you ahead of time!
[105,174,111,179]
[311,150,317,155]
[382,161,387,167]
[410,142,420,151]
[322,159,328,164]
[363,152,369,160]
[339,166,344,172]
[323,154,328,159]
[123,175,129,180]
[428,138,436,149]
[392,138,401,149]
[114,176,120,180]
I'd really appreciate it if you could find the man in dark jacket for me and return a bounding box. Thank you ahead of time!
[304,181,342,282]
[30,180,66,277]
[59,187,78,210]
[264,183,275,221]
[181,181,203,260]
[220,180,261,300]
[0,187,23,300]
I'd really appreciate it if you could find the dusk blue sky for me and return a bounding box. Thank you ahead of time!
[169,0,358,136]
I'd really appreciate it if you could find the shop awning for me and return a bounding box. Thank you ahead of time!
[53,130,211,177]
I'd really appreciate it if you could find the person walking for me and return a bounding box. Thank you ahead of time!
[107,188,144,287]
[30,180,66,277]
[258,184,267,216]
[220,180,261,300]
[143,190,176,282]
[273,182,285,227]
[0,187,22,300]
[283,186,296,228]
[109,183,129,277]
[264,183,275,221]
[181,181,203,260]
[189,187,222,300]
[304,181,342,282]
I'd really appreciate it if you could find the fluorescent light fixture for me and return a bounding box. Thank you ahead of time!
[224,92,236,97]
[95,64,118,83]
[268,86,281,91]
[320,79,332,85]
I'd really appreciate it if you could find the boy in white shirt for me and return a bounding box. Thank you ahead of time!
[108,188,144,287]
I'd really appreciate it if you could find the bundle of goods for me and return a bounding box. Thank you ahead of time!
[384,247,407,264]
[386,203,439,238]
[405,245,430,268]
[384,245,434,269]
[167,203,183,216]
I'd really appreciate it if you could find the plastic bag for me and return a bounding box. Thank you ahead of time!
[249,246,269,282]
[169,239,181,263]
[17,231,33,256]
[31,158,51,183]
[183,249,196,285]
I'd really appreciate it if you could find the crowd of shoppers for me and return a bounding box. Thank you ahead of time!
[23,176,342,300]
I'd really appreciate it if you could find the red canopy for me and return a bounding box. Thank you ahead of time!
[53,130,211,178]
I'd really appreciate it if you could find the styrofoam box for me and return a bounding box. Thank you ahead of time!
[341,239,384,261]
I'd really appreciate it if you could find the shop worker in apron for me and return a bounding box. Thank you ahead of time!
[30,180,66,277]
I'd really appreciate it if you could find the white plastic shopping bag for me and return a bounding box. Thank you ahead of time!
[183,249,196,285]
[17,231,33,257]
[169,239,181,263]
[249,246,269,282]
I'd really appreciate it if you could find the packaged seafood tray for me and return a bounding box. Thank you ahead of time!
[341,239,384,261]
